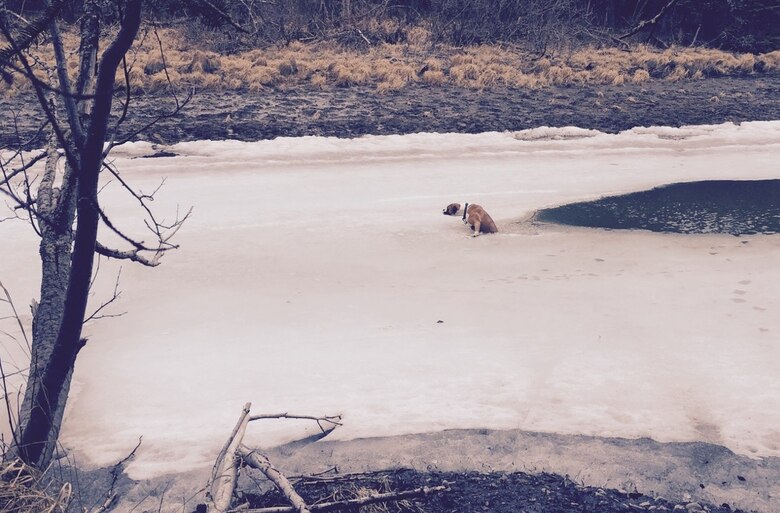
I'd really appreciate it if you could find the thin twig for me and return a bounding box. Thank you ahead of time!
[104,89,193,153]
[0,280,30,350]
[84,268,126,323]
[0,358,21,450]
[90,436,143,513]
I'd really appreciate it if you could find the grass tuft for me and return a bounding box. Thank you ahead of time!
[0,459,71,513]
[421,69,447,86]
[759,50,780,71]
[631,69,651,83]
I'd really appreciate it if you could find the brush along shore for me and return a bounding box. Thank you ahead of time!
[2,27,779,97]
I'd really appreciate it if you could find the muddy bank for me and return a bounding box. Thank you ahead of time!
[1,76,779,149]
[256,429,780,513]
[245,468,744,513]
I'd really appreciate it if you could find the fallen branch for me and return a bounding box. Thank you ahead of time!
[207,407,342,512]
[233,483,450,513]
[249,413,342,431]
[207,402,252,513]
[238,446,311,513]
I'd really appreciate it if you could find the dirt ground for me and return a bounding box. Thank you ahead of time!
[242,468,742,513]
[241,429,780,513]
[1,75,779,149]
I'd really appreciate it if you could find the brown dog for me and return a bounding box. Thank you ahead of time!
[442,202,498,236]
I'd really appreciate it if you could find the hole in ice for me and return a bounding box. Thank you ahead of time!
[534,180,780,235]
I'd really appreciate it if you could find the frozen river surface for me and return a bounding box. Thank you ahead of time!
[1,121,779,479]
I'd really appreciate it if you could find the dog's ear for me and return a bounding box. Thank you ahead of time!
[443,203,461,216]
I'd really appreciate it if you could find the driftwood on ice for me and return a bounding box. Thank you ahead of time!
[204,403,448,513]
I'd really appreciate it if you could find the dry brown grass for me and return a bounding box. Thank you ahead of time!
[0,459,71,513]
[759,50,780,71]
[1,25,776,97]
[318,478,425,513]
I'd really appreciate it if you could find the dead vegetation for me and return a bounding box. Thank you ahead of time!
[1,25,777,98]
[0,459,71,513]
[246,468,752,513]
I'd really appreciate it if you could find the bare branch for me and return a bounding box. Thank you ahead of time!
[619,0,680,40]
[0,105,51,223]
[96,203,152,251]
[0,58,98,100]
[249,413,343,433]
[75,0,99,100]
[84,268,126,323]
[104,89,193,153]
[0,0,68,82]
[94,185,190,259]
[92,159,190,269]
[113,55,133,131]
[44,3,84,148]
[0,23,80,173]
[89,436,143,513]
[153,25,180,106]
[95,242,161,267]
[0,151,48,189]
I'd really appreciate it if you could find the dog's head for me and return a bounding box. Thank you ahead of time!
[442,203,461,216]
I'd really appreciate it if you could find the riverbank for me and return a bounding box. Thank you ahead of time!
[1,76,779,149]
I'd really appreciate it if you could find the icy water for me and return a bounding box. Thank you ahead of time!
[536,180,780,235]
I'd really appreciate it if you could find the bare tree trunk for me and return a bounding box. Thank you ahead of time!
[14,0,97,468]
[14,0,143,469]
[4,0,186,470]
[16,149,78,466]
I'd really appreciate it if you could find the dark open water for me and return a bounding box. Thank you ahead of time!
[535,180,780,235]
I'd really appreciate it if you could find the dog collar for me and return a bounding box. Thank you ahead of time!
[462,203,469,221]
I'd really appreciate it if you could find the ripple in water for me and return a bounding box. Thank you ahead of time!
[535,180,780,235]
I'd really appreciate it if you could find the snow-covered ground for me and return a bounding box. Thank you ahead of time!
[1,121,779,479]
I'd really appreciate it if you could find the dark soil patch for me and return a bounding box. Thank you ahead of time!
[237,468,749,513]
[1,75,778,149]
